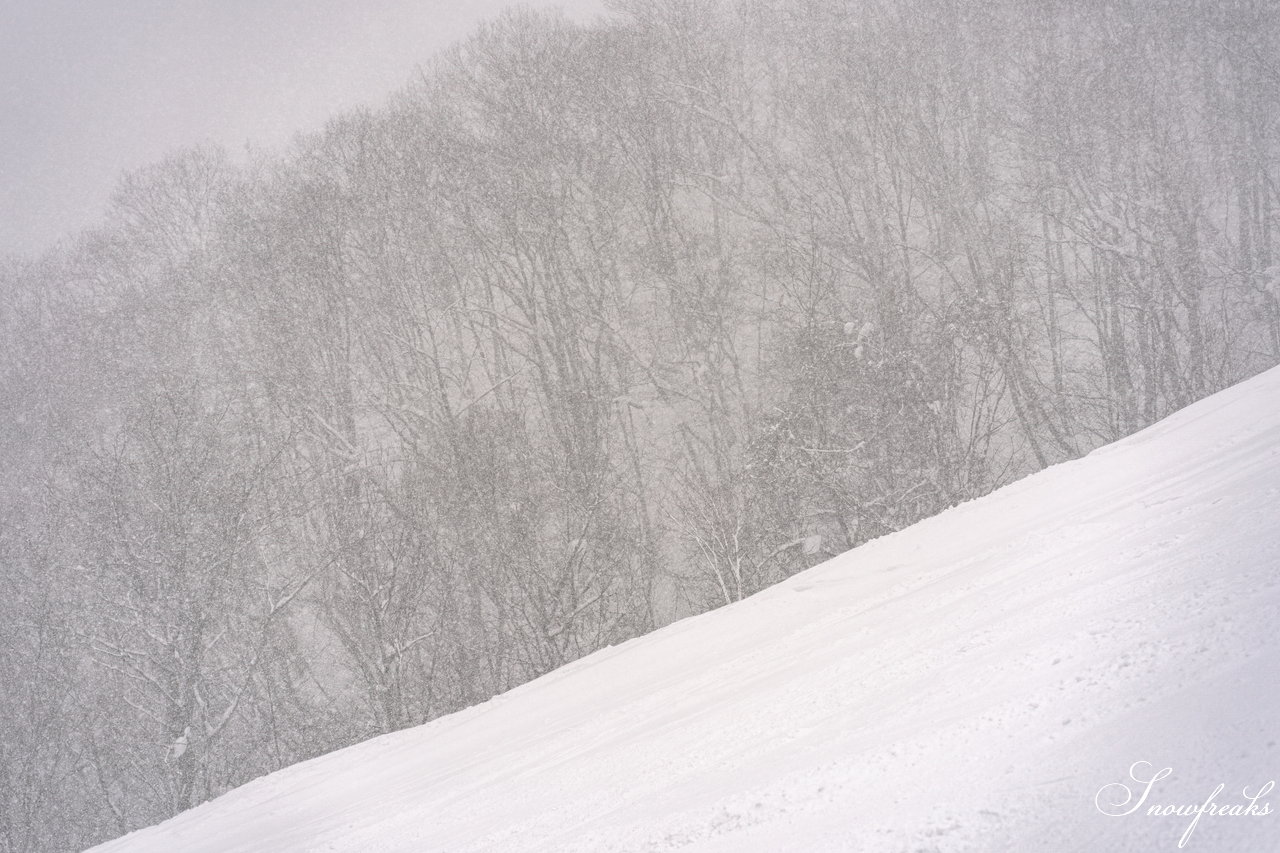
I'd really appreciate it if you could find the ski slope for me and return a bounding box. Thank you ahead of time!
[90,368,1280,852]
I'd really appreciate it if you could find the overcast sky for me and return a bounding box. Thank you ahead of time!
[0,0,605,258]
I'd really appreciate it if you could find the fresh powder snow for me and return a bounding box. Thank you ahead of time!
[87,367,1280,852]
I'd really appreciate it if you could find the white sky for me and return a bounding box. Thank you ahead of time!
[0,0,605,258]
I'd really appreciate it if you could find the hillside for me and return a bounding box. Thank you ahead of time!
[88,368,1280,851]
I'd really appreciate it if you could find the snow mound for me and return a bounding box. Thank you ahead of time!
[90,368,1280,852]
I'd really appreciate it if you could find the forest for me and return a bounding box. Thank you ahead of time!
[2,0,1278,849]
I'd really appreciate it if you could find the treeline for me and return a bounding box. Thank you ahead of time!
[3,0,1278,848]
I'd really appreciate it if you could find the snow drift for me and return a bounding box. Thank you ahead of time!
[89,368,1280,852]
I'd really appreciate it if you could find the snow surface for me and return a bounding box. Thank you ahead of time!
[89,368,1280,852]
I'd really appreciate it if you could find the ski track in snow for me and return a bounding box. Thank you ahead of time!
[89,368,1280,852]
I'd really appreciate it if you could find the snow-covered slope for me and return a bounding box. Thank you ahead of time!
[89,369,1280,853]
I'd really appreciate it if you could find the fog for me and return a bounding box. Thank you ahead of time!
[0,0,603,256]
